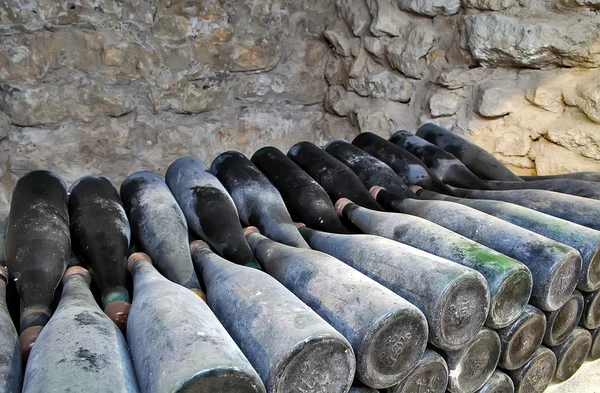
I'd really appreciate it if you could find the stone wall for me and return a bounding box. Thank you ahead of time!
[323,0,600,176]
[1,0,600,217]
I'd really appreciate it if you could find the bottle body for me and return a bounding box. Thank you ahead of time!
[419,189,600,292]
[68,175,131,329]
[386,349,448,393]
[580,289,600,329]
[0,268,21,393]
[484,179,600,199]
[451,187,600,231]
[352,132,453,195]
[299,226,490,351]
[245,230,428,388]
[474,370,514,393]
[507,347,556,393]
[496,305,546,370]
[287,141,382,210]
[127,254,265,393]
[549,327,592,382]
[439,327,501,393]
[166,156,260,268]
[389,130,489,189]
[378,193,579,312]
[323,139,416,199]
[416,123,522,182]
[544,290,584,346]
[23,267,138,393]
[589,327,600,359]
[120,171,203,295]
[211,151,309,248]
[251,147,349,233]
[5,170,70,358]
[342,199,530,328]
[191,244,355,393]
[522,172,600,182]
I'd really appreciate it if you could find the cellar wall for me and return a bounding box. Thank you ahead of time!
[1,0,600,218]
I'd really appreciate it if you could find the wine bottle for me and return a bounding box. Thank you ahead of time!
[165,156,260,268]
[386,349,448,393]
[250,147,349,233]
[495,305,546,370]
[484,178,600,199]
[23,266,138,393]
[417,188,600,292]
[323,139,417,199]
[287,141,382,210]
[126,253,266,393]
[244,228,428,388]
[336,196,529,328]
[297,226,490,350]
[69,175,131,330]
[389,130,489,189]
[5,170,70,360]
[416,123,522,182]
[349,387,378,393]
[544,290,584,346]
[474,370,514,393]
[372,187,580,312]
[351,132,454,194]
[440,327,501,393]
[549,327,592,382]
[589,327,599,360]
[522,172,600,182]
[211,151,310,248]
[449,187,600,231]
[190,242,355,393]
[120,171,205,299]
[506,347,556,393]
[580,289,599,329]
[0,266,21,393]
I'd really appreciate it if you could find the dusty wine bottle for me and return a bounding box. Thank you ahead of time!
[522,172,600,182]
[416,123,522,182]
[544,290,584,346]
[337,195,529,328]
[69,175,132,330]
[352,132,453,194]
[211,151,310,248]
[495,305,546,370]
[244,228,428,388]
[250,147,349,233]
[287,141,382,210]
[190,242,355,393]
[389,130,489,189]
[580,289,600,329]
[0,266,21,393]
[589,327,600,359]
[23,267,139,393]
[484,179,600,199]
[475,370,514,393]
[349,387,378,393]
[165,156,260,268]
[449,186,600,231]
[127,253,266,393]
[372,187,580,312]
[297,225,490,350]
[386,349,448,393]
[417,189,600,292]
[120,171,205,298]
[440,327,501,393]
[5,170,70,360]
[549,327,592,382]
[323,139,416,198]
[506,347,556,393]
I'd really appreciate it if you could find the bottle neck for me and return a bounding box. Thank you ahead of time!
[191,246,233,288]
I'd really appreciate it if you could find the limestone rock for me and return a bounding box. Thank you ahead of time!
[530,137,600,175]
[462,14,600,68]
[334,0,372,36]
[386,24,436,79]
[462,0,522,10]
[363,37,385,59]
[324,30,357,57]
[365,0,408,37]
[0,112,9,140]
[398,0,461,16]
[356,108,392,134]
[477,86,524,117]
[436,68,493,89]
[429,91,460,117]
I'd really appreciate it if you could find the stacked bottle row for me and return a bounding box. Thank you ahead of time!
[0,123,599,393]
